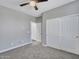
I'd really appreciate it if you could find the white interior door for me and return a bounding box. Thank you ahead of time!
[31,22,37,41]
[36,23,41,42]
[31,21,41,42]
[46,18,61,48]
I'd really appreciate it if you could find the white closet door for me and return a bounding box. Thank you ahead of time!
[60,16,76,52]
[46,14,79,55]
[46,18,61,48]
[74,15,79,54]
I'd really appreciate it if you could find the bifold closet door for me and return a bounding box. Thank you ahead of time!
[46,18,62,48]
[74,15,79,54]
[61,15,79,54]
[60,15,76,52]
[46,14,79,55]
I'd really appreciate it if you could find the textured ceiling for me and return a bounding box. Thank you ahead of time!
[0,0,75,17]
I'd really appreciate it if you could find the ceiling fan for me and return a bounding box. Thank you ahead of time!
[20,0,48,10]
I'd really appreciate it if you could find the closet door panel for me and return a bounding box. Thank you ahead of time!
[46,18,61,48]
[60,16,76,51]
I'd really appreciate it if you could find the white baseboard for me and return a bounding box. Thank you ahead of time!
[0,42,32,53]
[42,42,48,47]
[47,44,79,55]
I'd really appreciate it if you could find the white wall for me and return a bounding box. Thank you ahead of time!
[0,6,34,53]
[43,0,79,20]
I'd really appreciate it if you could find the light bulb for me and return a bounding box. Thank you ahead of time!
[29,1,36,6]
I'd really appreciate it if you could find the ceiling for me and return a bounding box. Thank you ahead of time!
[0,0,75,17]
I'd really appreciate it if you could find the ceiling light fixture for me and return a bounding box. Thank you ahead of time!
[29,1,36,6]
[20,0,48,10]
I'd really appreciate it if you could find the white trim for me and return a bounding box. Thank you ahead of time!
[47,44,79,55]
[0,42,32,53]
[42,44,48,47]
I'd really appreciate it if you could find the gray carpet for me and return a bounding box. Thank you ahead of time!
[0,41,79,59]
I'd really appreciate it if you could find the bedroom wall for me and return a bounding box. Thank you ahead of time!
[0,6,34,53]
[43,0,79,20]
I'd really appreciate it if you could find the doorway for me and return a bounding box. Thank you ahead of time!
[31,21,41,43]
